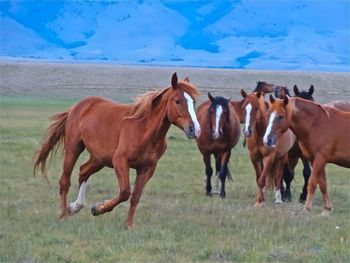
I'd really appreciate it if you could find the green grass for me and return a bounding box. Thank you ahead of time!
[1,98,349,263]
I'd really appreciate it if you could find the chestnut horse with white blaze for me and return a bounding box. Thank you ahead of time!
[196,93,241,197]
[264,96,350,214]
[241,89,295,207]
[34,73,201,229]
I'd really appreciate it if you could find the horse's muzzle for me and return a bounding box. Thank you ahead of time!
[264,134,277,148]
[184,123,200,139]
[243,126,252,137]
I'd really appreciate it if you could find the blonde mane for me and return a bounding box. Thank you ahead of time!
[126,80,200,120]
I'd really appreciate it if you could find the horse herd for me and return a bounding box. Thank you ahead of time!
[34,72,350,229]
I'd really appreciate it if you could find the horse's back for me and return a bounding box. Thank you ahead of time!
[67,96,132,166]
[324,100,350,112]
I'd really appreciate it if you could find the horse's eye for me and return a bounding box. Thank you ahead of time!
[277,115,284,121]
[175,99,181,104]
[254,108,258,111]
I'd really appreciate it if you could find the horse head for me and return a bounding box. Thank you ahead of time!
[241,89,265,137]
[293,84,315,101]
[263,95,291,148]
[165,72,201,139]
[208,92,231,140]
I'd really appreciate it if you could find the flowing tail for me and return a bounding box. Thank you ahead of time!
[34,111,69,181]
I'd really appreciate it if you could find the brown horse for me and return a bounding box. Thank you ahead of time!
[264,96,350,214]
[196,93,240,197]
[241,89,295,207]
[34,73,201,229]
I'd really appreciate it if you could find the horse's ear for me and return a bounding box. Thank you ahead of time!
[241,89,247,98]
[171,72,178,89]
[283,96,289,106]
[293,85,300,96]
[309,85,314,95]
[256,91,262,98]
[208,92,215,102]
[183,77,190,83]
[269,94,275,104]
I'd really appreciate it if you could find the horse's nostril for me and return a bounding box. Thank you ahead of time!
[189,125,195,133]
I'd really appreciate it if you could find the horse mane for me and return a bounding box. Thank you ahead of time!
[127,80,200,120]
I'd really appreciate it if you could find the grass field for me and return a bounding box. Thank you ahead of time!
[1,96,349,263]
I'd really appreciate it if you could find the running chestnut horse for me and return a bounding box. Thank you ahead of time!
[196,93,241,198]
[264,96,350,214]
[34,73,201,229]
[241,90,295,207]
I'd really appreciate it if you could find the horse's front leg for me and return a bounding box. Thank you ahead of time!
[256,155,274,208]
[219,151,231,198]
[304,156,330,214]
[126,164,157,229]
[203,153,213,196]
[91,156,131,216]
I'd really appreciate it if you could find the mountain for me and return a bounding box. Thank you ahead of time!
[1,1,349,71]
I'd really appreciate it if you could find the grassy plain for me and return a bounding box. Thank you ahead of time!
[0,62,349,262]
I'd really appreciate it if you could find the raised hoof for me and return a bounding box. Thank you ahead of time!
[91,205,100,216]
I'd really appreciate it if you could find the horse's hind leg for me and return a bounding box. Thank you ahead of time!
[68,157,103,215]
[59,143,84,218]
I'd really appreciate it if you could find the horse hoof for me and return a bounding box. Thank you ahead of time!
[299,193,307,204]
[275,200,283,205]
[321,209,332,217]
[91,205,100,216]
[206,192,213,197]
[254,202,265,208]
[220,194,226,199]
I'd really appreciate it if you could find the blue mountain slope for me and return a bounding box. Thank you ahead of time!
[0,1,349,71]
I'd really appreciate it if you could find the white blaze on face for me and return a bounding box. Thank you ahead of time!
[263,111,276,145]
[184,92,201,137]
[68,181,87,215]
[244,103,252,133]
[213,105,223,139]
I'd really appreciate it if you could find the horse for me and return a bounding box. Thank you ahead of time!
[34,72,201,229]
[274,84,350,203]
[264,96,350,215]
[196,93,240,198]
[254,81,291,98]
[241,89,295,207]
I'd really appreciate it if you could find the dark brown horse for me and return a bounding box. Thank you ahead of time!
[34,73,201,229]
[264,96,350,214]
[196,93,240,198]
[241,90,295,207]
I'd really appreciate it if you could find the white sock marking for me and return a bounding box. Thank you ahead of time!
[244,103,252,133]
[263,111,276,145]
[184,92,201,137]
[213,105,223,139]
[68,181,87,214]
[275,189,283,204]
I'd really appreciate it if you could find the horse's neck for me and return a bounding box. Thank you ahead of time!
[231,100,244,123]
[254,107,268,142]
[142,96,171,144]
[290,99,321,138]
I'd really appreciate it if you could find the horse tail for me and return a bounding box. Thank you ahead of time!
[34,111,69,181]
